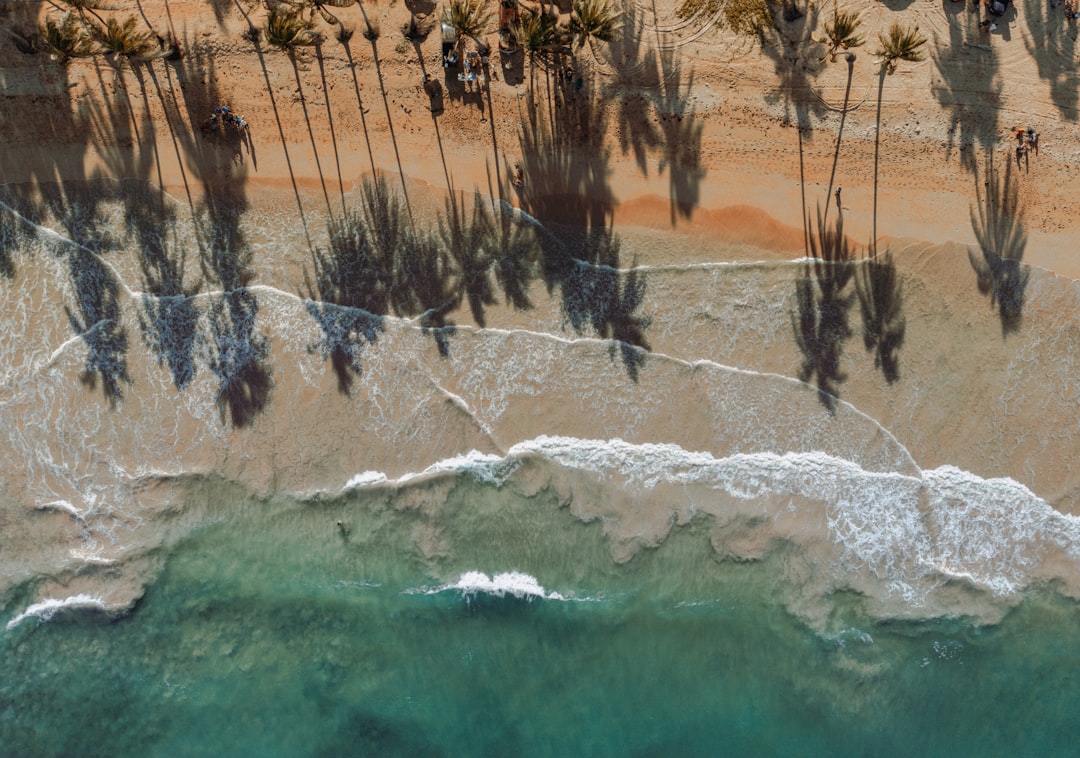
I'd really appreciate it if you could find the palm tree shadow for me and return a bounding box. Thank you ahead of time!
[855,245,905,383]
[303,204,393,394]
[490,192,537,312]
[162,32,271,423]
[308,175,458,361]
[759,5,827,131]
[969,154,1028,335]
[791,205,856,412]
[39,180,119,257]
[355,175,457,355]
[603,2,661,175]
[561,229,652,379]
[599,4,703,220]
[511,68,652,379]
[652,46,705,223]
[64,247,132,406]
[0,194,43,280]
[931,22,1002,171]
[206,288,272,427]
[1021,0,1079,122]
[106,179,205,391]
[440,188,496,326]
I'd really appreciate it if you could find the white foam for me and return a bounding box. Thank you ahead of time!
[343,471,388,490]
[341,435,1080,612]
[430,571,566,601]
[6,594,111,630]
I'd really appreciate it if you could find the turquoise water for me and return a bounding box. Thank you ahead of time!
[4,476,1079,756]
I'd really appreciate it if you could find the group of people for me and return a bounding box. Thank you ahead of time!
[200,105,249,135]
[1014,126,1039,166]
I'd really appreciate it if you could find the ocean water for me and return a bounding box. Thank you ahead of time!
[2,176,1080,755]
[4,473,1080,756]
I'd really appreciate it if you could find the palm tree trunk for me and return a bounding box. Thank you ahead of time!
[871,68,885,257]
[823,54,854,227]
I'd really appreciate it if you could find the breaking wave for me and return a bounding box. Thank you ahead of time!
[343,435,1080,624]
[6,594,115,630]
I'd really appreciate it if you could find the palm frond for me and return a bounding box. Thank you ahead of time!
[818,8,863,60]
[440,0,492,40]
[874,21,926,72]
[40,13,97,63]
[512,8,560,58]
[570,0,619,49]
[91,15,154,58]
[265,8,321,49]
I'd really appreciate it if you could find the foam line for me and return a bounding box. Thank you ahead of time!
[6,594,111,630]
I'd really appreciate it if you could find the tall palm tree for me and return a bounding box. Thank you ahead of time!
[441,0,492,46]
[871,22,924,253]
[265,8,321,50]
[40,13,96,64]
[817,7,863,62]
[570,0,618,53]
[874,21,926,74]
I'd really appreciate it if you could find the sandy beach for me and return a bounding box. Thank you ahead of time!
[2,0,1080,614]
[2,0,1079,275]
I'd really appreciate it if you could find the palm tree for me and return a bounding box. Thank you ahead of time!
[90,15,155,64]
[874,21,926,74]
[513,8,560,87]
[265,8,321,50]
[40,13,96,64]
[274,0,355,41]
[441,0,492,45]
[817,7,863,62]
[870,22,924,254]
[570,0,618,53]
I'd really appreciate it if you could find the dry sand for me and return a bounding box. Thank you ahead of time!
[1,0,1078,275]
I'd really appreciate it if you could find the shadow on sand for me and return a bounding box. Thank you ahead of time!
[792,206,856,412]
[969,154,1028,335]
[855,245,905,384]
[601,2,706,223]
[512,75,653,379]
[1021,0,1079,121]
[931,17,1002,171]
[64,247,131,406]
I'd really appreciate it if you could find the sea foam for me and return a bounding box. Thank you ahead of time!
[6,594,112,630]
[422,571,566,601]
[343,435,1080,617]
